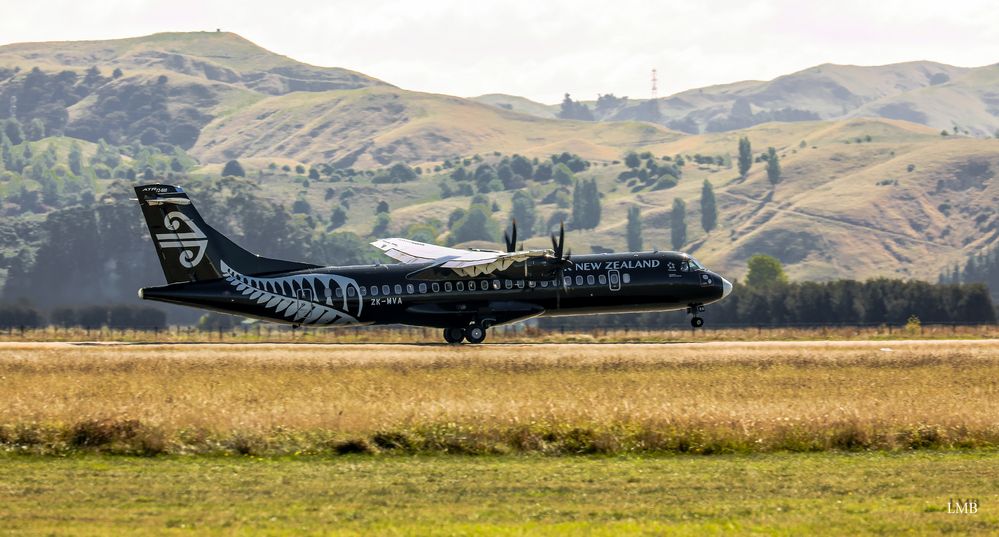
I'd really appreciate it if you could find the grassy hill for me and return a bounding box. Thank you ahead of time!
[225,117,995,283]
[0,31,997,288]
[0,31,385,95]
[479,61,999,138]
[0,32,681,168]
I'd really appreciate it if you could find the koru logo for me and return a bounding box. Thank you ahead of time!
[155,211,208,268]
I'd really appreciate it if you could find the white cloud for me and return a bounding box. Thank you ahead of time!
[1,0,997,102]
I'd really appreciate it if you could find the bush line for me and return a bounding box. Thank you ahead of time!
[0,419,996,456]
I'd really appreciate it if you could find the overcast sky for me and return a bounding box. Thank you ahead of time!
[2,0,997,103]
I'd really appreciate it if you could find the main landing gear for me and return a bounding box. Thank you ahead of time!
[687,303,705,328]
[442,322,489,344]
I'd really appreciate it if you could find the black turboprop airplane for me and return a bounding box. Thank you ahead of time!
[134,184,732,343]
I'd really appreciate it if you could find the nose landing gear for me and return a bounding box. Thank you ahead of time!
[687,303,705,328]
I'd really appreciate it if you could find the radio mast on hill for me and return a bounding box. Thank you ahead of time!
[650,69,658,100]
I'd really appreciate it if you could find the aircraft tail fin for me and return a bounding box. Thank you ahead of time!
[134,184,316,284]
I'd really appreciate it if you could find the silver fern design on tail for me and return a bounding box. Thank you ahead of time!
[220,261,363,325]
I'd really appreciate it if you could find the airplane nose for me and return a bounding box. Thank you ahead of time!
[721,277,732,298]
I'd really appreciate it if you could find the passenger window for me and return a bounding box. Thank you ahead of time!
[598,274,607,285]
[528,280,536,288]
[491,280,500,290]
[516,280,525,289]
[457,281,464,291]
[586,275,595,285]
[480,280,489,291]
[335,288,343,298]
[419,283,427,293]
[394,284,402,295]
[346,287,354,298]
[360,287,367,297]
[371,286,379,296]
[541,280,549,288]
[564,276,572,287]
[432,282,440,292]
[623,273,631,284]
[382,285,390,295]
[444,282,452,292]
[505,280,513,289]
[610,273,619,285]
[406,284,414,294]
[469,282,477,292]
[575,275,583,286]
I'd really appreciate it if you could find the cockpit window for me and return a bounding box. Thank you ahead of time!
[688,258,704,270]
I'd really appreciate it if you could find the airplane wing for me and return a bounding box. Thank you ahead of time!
[371,237,548,277]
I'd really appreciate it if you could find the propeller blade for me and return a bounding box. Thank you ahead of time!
[504,220,518,253]
[558,222,565,258]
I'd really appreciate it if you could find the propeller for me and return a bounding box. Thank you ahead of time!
[549,221,573,308]
[504,219,518,253]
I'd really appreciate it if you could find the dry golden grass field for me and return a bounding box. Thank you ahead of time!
[2,340,998,535]
[2,339,997,455]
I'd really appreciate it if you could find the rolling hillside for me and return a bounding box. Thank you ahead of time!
[0,32,680,167]
[0,31,997,290]
[477,61,999,138]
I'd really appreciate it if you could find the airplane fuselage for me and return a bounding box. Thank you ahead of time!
[140,251,728,329]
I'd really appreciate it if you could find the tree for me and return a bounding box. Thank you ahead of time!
[584,179,601,229]
[572,178,601,229]
[670,198,686,250]
[449,205,499,244]
[510,190,536,238]
[766,147,781,185]
[372,212,390,236]
[329,206,347,229]
[26,118,45,141]
[626,205,642,251]
[700,180,717,232]
[557,93,594,121]
[746,254,788,288]
[624,152,641,169]
[68,142,83,175]
[3,118,24,145]
[510,154,532,179]
[222,159,245,177]
[553,163,574,186]
[308,167,320,180]
[292,197,311,214]
[376,200,389,214]
[533,162,552,182]
[737,136,752,177]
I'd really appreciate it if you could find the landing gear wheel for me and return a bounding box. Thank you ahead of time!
[690,316,704,328]
[464,324,487,344]
[443,327,465,344]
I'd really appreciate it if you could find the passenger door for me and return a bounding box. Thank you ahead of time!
[607,269,621,292]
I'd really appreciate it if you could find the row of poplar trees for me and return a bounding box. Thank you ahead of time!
[627,135,787,251]
[626,179,717,251]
